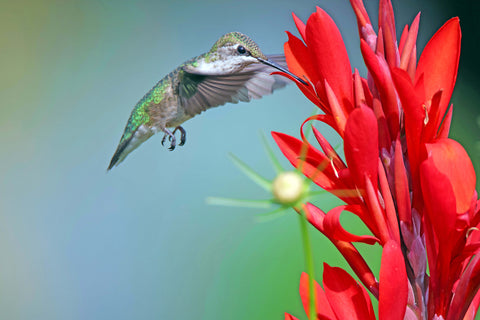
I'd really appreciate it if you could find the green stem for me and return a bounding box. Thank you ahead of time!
[297,207,316,320]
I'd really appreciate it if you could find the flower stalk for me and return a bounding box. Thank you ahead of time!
[274,0,480,319]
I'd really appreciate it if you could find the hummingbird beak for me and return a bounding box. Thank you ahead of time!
[257,57,308,85]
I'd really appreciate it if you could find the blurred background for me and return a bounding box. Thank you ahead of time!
[0,0,478,319]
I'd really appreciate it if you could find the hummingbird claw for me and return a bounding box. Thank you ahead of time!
[168,139,176,151]
[173,126,186,146]
[162,128,177,151]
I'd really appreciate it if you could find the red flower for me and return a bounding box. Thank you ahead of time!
[274,0,480,319]
[285,241,407,320]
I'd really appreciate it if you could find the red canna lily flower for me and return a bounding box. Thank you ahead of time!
[274,0,480,319]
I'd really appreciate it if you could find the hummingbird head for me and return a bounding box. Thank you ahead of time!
[207,32,268,69]
[191,32,307,84]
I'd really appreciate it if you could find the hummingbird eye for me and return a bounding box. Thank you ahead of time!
[237,45,247,55]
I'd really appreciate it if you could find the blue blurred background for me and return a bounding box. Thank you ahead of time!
[1,0,478,319]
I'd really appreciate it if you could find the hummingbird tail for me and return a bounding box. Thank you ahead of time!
[107,125,154,170]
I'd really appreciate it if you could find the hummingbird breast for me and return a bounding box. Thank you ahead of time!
[143,72,191,130]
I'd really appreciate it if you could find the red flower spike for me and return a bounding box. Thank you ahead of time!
[425,139,476,213]
[379,241,408,320]
[344,105,379,192]
[323,263,375,320]
[415,17,461,121]
[280,3,478,319]
[305,7,354,112]
[299,272,336,319]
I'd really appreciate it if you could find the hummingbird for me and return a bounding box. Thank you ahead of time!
[107,32,305,170]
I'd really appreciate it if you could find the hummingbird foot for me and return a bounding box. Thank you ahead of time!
[173,126,186,146]
[161,128,177,151]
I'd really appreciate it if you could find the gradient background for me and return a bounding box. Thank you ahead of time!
[1,0,479,319]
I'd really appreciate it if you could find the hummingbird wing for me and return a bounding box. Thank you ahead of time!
[178,55,290,117]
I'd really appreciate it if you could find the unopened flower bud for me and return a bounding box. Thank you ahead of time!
[272,171,306,206]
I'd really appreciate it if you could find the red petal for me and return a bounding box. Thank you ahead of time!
[323,206,380,245]
[399,13,420,70]
[415,18,461,123]
[284,313,300,320]
[391,68,424,180]
[323,264,375,320]
[311,126,346,170]
[325,79,348,136]
[344,106,379,191]
[372,98,392,151]
[421,89,444,142]
[292,12,306,41]
[365,176,390,244]
[378,0,399,68]
[284,31,319,86]
[398,25,408,56]
[360,39,399,138]
[425,139,476,213]
[274,70,325,110]
[349,0,371,29]
[305,7,353,112]
[437,104,453,139]
[406,45,417,81]
[353,69,366,108]
[299,272,336,319]
[378,241,408,320]
[394,139,412,225]
[460,290,480,320]
[447,255,480,320]
[420,154,456,240]
[378,158,401,243]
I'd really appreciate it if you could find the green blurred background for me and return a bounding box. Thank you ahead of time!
[0,0,478,319]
